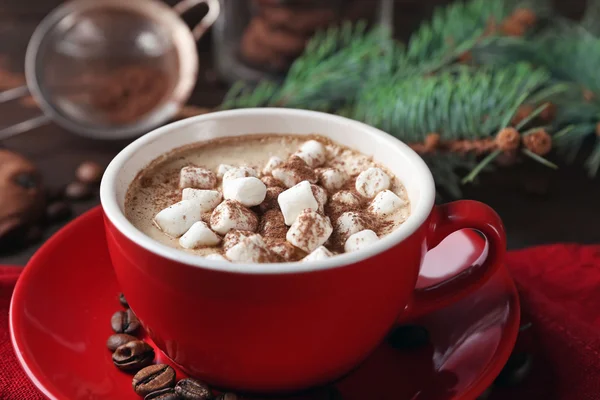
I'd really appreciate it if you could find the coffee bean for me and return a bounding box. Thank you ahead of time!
[46,201,72,223]
[215,393,238,400]
[145,387,179,400]
[112,340,155,371]
[76,161,104,184]
[175,378,213,400]
[64,181,93,201]
[119,292,129,308]
[106,333,138,351]
[387,325,430,349]
[111,309,140,334]
[133,364,176,396]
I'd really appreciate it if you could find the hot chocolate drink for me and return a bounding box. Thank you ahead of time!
[125,134,410,263]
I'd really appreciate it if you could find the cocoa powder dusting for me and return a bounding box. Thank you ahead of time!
[258,186,283,213]
[259,210,288,240]
[87,65,170,125]
[261,176,285,188]
[223,230,253,252]
[280,156,318,183]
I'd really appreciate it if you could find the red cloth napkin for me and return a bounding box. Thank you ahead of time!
[0,266,45,400]
[3,245,600,399]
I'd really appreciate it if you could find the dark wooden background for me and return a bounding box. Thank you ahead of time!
[1,0,598,266]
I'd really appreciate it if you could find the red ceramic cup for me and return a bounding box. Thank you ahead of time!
[100,109,506,393]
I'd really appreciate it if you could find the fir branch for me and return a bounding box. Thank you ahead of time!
[397,0,550,75]
[221,21,396,111]
[351,63,549,142]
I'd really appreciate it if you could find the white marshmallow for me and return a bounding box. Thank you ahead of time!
[278,181,319,225]
[181,189,222,212]
[210,200,258,235]
[225,234,273,263]
[222,229,252,252]
[311,184,328,213]
[204,253,228,261]
[331,190,362,207]
[271,168,298,188]
[286,209,333,253]
[344,229,379,252]
[335,212,365,241]
[263,156,284,175]
[217,164,234,179]
[269,241,298,261]
[271,157,318,188]
[319,168,349,191]
[179,221,221,249]
[294,140,327,168]
[154,200,203,237]
[222,166,258,181]
[222,177,267,207]
[302,246,334,262]
[355,167,390,198]
[179,166,217,189]
[369,190,405,217]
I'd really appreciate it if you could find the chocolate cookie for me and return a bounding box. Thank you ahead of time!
[258,4,338,34]
[343,0,378,21]
[240,21,294,71]
[247,17,308,56]
[0,149,45,246]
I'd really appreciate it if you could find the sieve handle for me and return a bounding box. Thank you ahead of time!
[173,0,221,41]
[0,86,51,141]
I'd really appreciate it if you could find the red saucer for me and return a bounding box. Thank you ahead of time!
[10,207,519,400]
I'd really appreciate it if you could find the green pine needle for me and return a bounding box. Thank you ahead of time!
[515,103,550,130]
[352,63,549,142]
[462,149,502,184]
[522,149,558,169]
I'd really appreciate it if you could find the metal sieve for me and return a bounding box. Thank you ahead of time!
[0,0,219,140]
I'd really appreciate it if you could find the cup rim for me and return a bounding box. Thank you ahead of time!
[100,108,436,274]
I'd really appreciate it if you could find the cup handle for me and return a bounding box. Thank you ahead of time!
[173,0,221,41]
[402,200,506,320]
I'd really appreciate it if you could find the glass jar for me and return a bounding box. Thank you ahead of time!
[212,0,393,83]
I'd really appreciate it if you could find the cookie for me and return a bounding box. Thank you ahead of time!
[239,21,294,71]
[0,149,45,246]
[258,5,338,34]
[248,17,308,56]
[343,0,379,21]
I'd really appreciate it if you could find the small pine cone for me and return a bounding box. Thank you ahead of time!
[424,133,441,151]
[496,127,520,151]
[583,88,595,102]
[409,143,427,154]
[539,102,556,122]
[458,51,472,64]
[523,130,552,156]
[511,104,534,125]
[501,18,526,37]
[512,8,537,27]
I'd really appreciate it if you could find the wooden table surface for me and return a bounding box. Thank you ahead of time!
[1,0,599,267]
